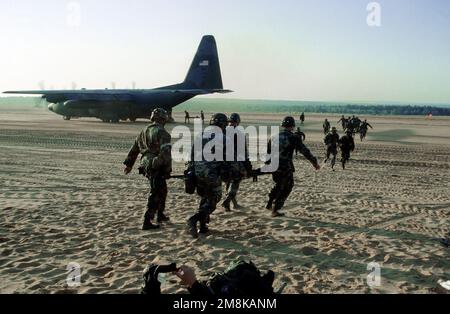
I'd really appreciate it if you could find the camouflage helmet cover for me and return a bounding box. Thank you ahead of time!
[281,116,296,128]
[229,113,241,124]
[210,113,228,129]
[150,108,169,123]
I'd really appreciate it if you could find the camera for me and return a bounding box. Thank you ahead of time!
[141,263,178,295]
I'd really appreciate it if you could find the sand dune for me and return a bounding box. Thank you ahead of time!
[0,108,449,294]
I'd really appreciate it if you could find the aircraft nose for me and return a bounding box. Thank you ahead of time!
[48,104,54,112]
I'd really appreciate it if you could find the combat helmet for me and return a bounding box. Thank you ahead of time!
[210,113,228,129]
[150,108,169,124]
[281,116,295,128]
[229,113,241,124]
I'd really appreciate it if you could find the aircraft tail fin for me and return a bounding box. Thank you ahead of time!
[183,35,224,90]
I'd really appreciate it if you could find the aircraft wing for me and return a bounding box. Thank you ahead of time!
[172,89,233,95]
[3,90,134,102]
[3,88,233,102]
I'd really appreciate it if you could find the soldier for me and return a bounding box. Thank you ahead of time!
[323,118,331,135]
[345,116,354,134]
[187,113,229,238]
[359,119,373,142]
[300,112,305,125]
[266,117,320,217]
[184,110,191,124]
[201,110,205,123]
[339,130,355,170]
[354,116,362,133]
[338,115,347,130]
[221,113,252,211]
[323,127,340,170]
[123,108,172,230]
[294,127,306,156]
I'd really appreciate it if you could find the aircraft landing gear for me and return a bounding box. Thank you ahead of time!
[63,116,71,121]
[129,117,137,122]
[100,117,119,123]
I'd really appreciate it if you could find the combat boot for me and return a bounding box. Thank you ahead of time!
[187,216,199,238]
[271,211,285,217]
[157,212,170,223]
[231,198,241,209]
[266,198,274,210]
[199,223,209,235]
[222,199,231,212]
[271,204,285,217]
[142,221,160,230]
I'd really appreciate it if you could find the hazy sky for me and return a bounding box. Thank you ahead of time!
[1,0,449,103]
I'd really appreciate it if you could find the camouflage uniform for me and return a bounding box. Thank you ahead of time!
[323,119,331,135]
[324,130,340,169]
[222,125,252,211]
[267,121,318,216]
[359,120,372,141]
[124,112,172,229]
[339,132,355,170]
[338,116,347,130]
[187,113,229,238]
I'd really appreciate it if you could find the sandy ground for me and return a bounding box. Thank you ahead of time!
[0,106,449,294]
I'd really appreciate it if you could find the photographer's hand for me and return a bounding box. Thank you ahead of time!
[174,265,197,288]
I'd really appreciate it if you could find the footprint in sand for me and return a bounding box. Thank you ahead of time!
[300,246,318,256]
[88,266,114,276]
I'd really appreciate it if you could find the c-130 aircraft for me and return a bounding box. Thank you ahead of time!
[4,35,231,123]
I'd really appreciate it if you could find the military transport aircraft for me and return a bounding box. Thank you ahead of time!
[3,35,231,123]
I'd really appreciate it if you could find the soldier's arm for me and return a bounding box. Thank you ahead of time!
[300,143,320,169]
[264,138,272,165]
[123,137,141,169]
[296,138,320,169]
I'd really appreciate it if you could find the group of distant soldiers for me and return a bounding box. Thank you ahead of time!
[321,115,373,170]
[184,110,205,124]
[323,126,355,171]
[336,115,373,141]
[123,108,320,237]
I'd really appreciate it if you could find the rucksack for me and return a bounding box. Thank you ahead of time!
[206,260,275,296]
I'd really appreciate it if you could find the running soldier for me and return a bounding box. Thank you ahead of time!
[359,119,373,142]
[266,117,320,217]
[338,115,347,130]
[222,113,252,211]
[323,127,340,170]
[123,108,172,230]
[339,130,355,170]
[354,116,362,133]
[345,116,355,134]
[187,113,229,238]
[323,118,331,135]
[294,127,306,156]
[300,112,305,125]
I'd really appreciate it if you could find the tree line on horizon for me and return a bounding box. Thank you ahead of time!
[1,96,449,116]
[178,100,450,116]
